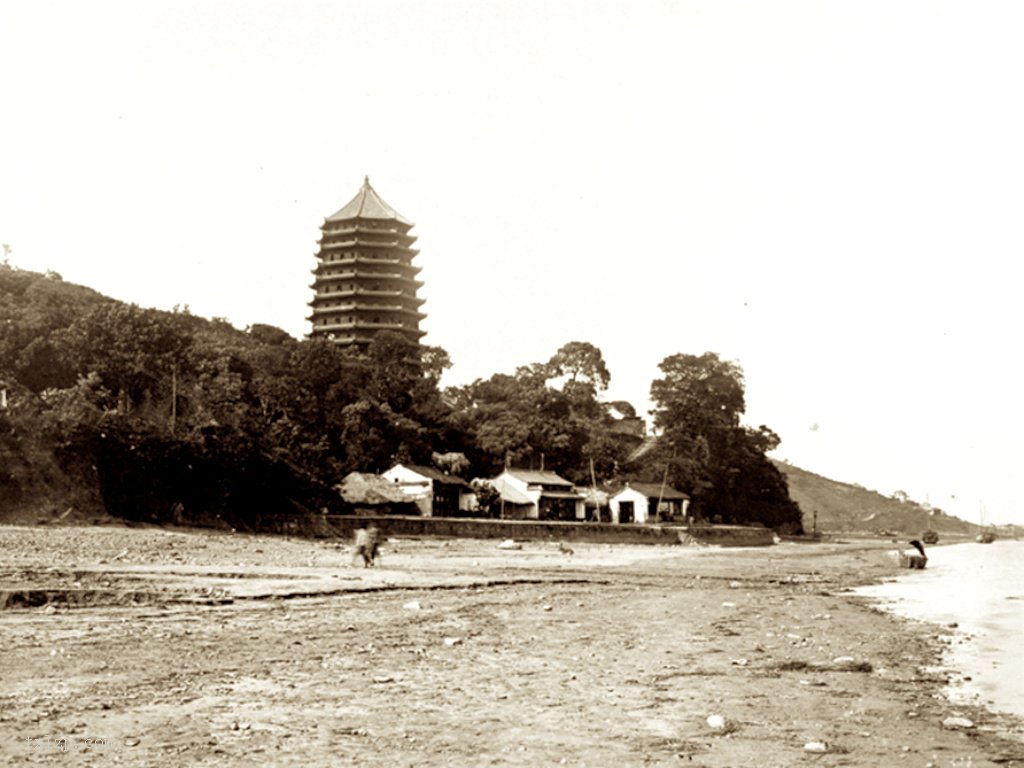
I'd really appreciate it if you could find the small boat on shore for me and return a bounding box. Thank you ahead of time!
[892,539,928,569]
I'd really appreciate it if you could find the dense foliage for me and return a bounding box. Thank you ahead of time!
[1,267,801,531]
[645,352,803,532]
[445,341,628,482]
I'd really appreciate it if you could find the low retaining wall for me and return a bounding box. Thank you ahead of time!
[268,515,776,547]
[685,524,776,547]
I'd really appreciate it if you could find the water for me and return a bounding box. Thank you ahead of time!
[855,540,1024,719]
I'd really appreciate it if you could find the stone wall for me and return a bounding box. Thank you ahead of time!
[270,514,775,547]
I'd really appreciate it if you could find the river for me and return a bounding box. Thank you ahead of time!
[855,540,1024,721]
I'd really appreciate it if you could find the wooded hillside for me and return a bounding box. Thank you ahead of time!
[2,266,803,532]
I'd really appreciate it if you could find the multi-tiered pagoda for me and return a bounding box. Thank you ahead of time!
[308,178,425,347]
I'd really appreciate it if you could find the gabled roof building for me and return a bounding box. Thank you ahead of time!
[381,463,475,517]
[308,178,425,347]
[490,468,586,521]
[609,481,690,524]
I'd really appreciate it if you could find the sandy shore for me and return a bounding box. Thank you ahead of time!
[1,525,1022,767]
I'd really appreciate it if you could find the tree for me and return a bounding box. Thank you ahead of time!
[648,352,802,532]
[447,343,629,482]
[545,341,610,394]
[651,352,745,435]
[61,304,193,414]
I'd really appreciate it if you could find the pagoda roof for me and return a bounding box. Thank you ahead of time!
[326,177,413,226]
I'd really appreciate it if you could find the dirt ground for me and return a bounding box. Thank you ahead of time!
[1,525,1022,767]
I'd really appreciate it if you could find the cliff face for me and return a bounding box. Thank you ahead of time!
[773,459,975,536]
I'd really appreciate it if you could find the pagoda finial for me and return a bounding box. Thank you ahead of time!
[364,175,370,187]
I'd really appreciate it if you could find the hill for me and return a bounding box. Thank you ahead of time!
[773,459,976,537]
[0,266,474,530]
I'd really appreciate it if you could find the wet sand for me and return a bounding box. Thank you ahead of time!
[1,525,1023,767]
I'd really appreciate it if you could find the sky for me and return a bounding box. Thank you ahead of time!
[2,1,1023,524]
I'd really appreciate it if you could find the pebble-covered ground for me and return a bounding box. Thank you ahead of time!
[1,525,1021,767]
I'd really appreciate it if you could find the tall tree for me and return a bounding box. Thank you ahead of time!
[448,342,628,481]
[648,352,802,532]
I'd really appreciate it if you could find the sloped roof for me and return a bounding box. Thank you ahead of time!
[615,481,689,501]
[336,472,409,505]
[327,177,413,226]
[398,464,472,488]
[488,476,534,505]
[504,469,573,487]
[626,436,659,464]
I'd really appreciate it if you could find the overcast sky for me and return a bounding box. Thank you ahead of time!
[2,1,1022,524]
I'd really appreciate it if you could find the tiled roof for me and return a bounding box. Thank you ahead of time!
[401,464,472,488]
[327,177,413,226]
[504,469,573,487]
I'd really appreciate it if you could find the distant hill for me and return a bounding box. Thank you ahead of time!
[773,459,976,537]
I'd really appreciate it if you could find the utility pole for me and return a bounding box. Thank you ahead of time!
[169,363,178,434]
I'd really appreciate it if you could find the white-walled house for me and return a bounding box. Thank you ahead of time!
[381,463,475,517]
[490,469,586,521]
[609,482,690,524]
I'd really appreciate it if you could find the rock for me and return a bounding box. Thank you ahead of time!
[403,600,422,611]
[706,714,727,731]
[497,539,522,550]
[443,637,462,646]
[832,656,856,665]
[942,716,974,730]
[804,741,828,753]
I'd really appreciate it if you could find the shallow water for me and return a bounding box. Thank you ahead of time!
[854,540,1024,718]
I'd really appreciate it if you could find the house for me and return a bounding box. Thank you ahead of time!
[609,481,690,524]
[381,463,475,517]
[489,469,586,521]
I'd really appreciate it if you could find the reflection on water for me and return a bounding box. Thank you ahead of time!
[855,541,1024,719]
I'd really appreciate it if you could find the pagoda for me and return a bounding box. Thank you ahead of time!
[308,178,426,347]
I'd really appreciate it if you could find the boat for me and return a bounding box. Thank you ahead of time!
[976,501,996,543]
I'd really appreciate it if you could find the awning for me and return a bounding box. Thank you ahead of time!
[490,477,534,505]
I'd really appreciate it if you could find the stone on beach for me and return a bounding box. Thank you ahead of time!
[706,714,728,731]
